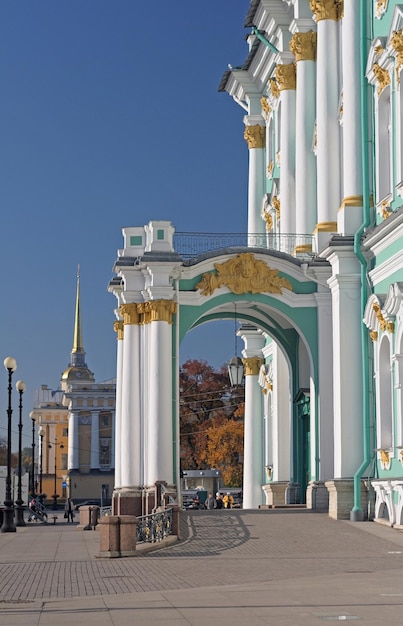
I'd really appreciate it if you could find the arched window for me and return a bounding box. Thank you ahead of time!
[378,336,393,449]
[376,86,392,203]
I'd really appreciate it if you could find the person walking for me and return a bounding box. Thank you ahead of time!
[64,497,75,523]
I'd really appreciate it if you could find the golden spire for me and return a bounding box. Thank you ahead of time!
[72,265,83,353]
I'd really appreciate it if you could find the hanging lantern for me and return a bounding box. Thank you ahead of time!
[228,356,244,387]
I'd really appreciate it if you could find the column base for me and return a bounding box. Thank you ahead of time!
[306,481,329,512]
[325,479,368,520]
[112,488,143,517]
[285,482,300,505]
[262,481,289,507]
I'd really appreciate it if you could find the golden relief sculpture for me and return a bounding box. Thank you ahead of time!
[272,196,281,220]
[267,160,274,178]
[310,0,343,21]
[380,449,390,467]
[243,356,264,377]
[289,31,317,62]
[373,63,390,94]
[369,330,378,342]
[269,77,280,99]
[244,125,266,149]
[372,302,394,333]
[113,320,124,340]
[260,96,271,120]
[375,0,388,19]
[391,30,403,81]
[120,303,141,325]
[275,63,296,91]
[381,206,392,220]
[263,209,274,232]
[195,253,292,296]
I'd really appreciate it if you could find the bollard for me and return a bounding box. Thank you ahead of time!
[89,505,99,528]
[98,516,120,558]
[119,515,137,556]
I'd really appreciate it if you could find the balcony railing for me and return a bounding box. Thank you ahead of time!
[173,232,315,259]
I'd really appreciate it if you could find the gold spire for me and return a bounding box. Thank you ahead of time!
[72,265,83,353]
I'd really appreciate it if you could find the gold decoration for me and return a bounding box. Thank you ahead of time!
[141,300,177,324]
[113,320,124,340]
[263,209,274,232]
[120,303,141,325]
[275,151,281,166]
[269,77,280,99]
[373,63,390,94]
[196,253,292,296]
[391,30,403,82]
[314,221,338,233]
[267,161,274,177]
[372,303,394,333]
[381,206,392,220]
[275,63,296,91]
[374,45,384,55]
[244,125,266,149]
[272,196,281,220]
[380,449,390,466]
[369,330,378,342]
[261,97,271,120]
[310,0,343,22]
[289,31,317,62]
[243,356,264,376]
[375,0,388,19]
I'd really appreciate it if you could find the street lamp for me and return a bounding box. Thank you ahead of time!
[15,380,26,527]
[1,356,17,533]
[29,412,36,495]
[38,427,44,498]
[48,438,64,510]
[227,305,244,388]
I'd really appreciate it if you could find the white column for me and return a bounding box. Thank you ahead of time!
[111,409,115,472]
[68,411,79,470]
[326,247,363,477]
[314,5,342,248]
[90,410,100,469]
[272,344,292,481]
[113,320,124,488]
[145,300,176,486]
[120,303,142,488]
[339,0,364,234]
[275,62,297,239]
[244,113,266,240]
[241,328,265,509]
[290,30,317,248]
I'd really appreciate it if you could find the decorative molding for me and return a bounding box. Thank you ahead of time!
[272,196,281,220]
[113,320,124,340]
[375,0,388,20]
[275,63,296,91]
[242,356,265,377]
[372,63,390,94]
[267,160,274,178]
[120,303,141,325]
[260,96,271,120]
[244,125,266,149]
[262,209,273,232]
[269,77,280,99]
[290,31,317,62]
[196,253,293,296]
[391,30,403,80]
[372,302,395,333]
[309,0,344,22]
[138,300,177,324]
[369,330,378,342]
[379,448,391,470]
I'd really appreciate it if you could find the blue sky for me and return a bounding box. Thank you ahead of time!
[0,1,250,446]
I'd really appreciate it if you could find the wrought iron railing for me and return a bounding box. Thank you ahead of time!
[173,232,315,259]
[99,506,112,517]
[136,509,173,544]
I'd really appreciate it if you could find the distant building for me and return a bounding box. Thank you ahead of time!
[30,270,115,505]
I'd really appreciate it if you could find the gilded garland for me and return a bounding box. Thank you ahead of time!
[195,253,292,296]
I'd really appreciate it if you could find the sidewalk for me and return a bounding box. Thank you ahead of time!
[0,510,403,624]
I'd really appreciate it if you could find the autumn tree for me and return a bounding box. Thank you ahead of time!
[201,419,244,487]
[179,359,244,472]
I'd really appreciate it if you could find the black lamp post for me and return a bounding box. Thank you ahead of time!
[1,356,17,533]
[15,380,26,527]
[29,412,36,495]
[38,427,44,499]
[49,438,64,510]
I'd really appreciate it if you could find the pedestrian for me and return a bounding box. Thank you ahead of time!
[205,492,215,509]
[215,492,223,509]
[223,492,234,509]
[64,497,75,523]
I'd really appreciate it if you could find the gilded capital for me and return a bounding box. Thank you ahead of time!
[243,356,264,377]
[275,63,296,91]
[310,0,343,21]
[290,31,317,62]
[373,63,390,94]
[113,320,124,340]
[142,299,177,324]
[244,125,266,149]
[269,77,280,99]
[120,303,141,325]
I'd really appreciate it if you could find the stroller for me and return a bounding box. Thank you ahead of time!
[27,498,48,523]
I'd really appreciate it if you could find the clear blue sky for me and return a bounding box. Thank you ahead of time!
[0,1,250,447]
